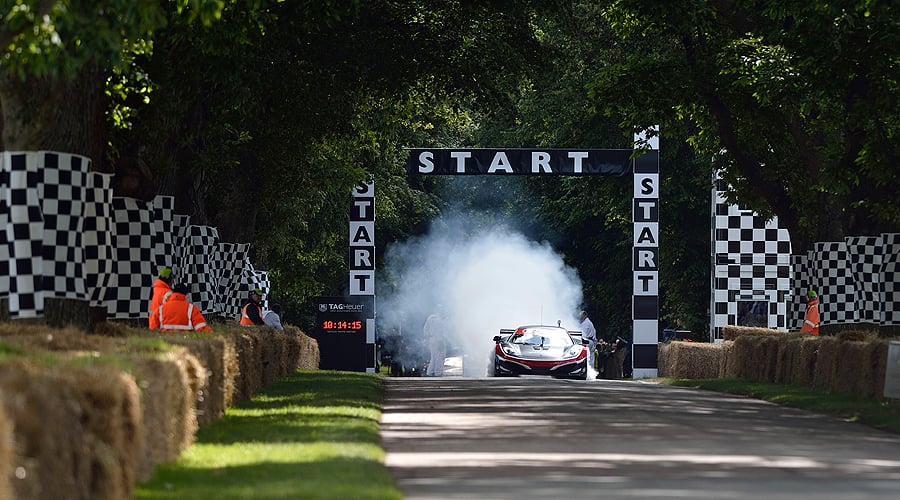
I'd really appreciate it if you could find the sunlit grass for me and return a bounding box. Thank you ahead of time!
[135,371,402,500]
[662,377,900,434]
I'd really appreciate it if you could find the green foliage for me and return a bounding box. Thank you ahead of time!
[587,0,900,249]
[0,0,219,80]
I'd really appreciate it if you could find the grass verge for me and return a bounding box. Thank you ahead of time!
[661,377,900,434]
[135,370,402,500]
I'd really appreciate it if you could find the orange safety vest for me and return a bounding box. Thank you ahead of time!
[158,294,212,332]
[240,301,263,325]
[800,298,819,336]
[148,279,173,329]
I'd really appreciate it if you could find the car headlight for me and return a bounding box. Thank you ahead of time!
[501,344,520,356]
[564,346,583,358]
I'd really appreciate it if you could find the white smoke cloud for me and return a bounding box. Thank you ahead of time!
[378,211,584,377]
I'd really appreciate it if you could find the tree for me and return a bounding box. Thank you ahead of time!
[588,0,900,252]
[0,0,223,327]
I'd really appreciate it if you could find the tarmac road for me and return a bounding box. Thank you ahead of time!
[381,377,900,499]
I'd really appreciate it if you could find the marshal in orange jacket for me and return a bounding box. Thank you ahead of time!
[156,292,213,333]
[148,277,173,329]
[800,297,819,336]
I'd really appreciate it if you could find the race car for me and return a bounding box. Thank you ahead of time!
[490,325,588,380]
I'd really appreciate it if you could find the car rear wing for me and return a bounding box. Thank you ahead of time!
[499,328,517,335]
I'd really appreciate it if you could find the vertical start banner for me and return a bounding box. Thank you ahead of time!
[632,129,659,378]
[349,181,376,372]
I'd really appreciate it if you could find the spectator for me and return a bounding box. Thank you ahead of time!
[148,266,174,329]
[264,303,285,331]
[157,283,213,333]
[239,287,265,325]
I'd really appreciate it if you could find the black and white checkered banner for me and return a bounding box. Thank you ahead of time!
[2,150,267,322]
[711,181,900,339]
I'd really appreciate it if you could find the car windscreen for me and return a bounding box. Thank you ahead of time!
[509,329,573,347]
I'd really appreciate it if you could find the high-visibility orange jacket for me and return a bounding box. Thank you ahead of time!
[800,298,819,336]
[157,293,212,332]
[149,278,173,329]
[239,300,264,325]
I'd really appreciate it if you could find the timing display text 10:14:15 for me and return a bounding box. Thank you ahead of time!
[321,320,363,330]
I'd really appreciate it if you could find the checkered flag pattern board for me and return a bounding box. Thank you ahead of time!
[84,172,115,308]
[789,254,811,331]
[0,153,11,302]
[39,153,89,302]
[104,197,155,319]
[152,196,176,273]
[846,236,883,324]
[4,152,47,317]
[882,234,900,325]
[813,241,858,324]
[217,242,251,319]
[250,267,270,310]
[2,150,271,323]
[3,152,94,317]
[177,225,221,316]
[711,183,792,340]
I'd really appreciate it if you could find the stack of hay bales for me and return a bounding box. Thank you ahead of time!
[658,341,724,379]
[813,330,890,399]
[0,318,321,500]
[0,325,206,493]
[0,351,143,499]
[690,325,896,401]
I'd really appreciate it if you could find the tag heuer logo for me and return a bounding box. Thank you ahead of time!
[318,304,328,313]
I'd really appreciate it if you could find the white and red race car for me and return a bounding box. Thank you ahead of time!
[490,325,588,380]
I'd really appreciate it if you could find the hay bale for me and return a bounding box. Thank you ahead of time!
[794,335,820,386]
[774,333,811,385]
[0,395,15,500]
[127,351,204,481]
[730,335,755,379]
[722,325,785,341]
[658,343,672,377]
[720,341,739,378]
[0,327,209,483]
[658,342,723,379]
[759,335,781,383]
[0,357,140,500]
[834,336,890,400]
[813,336,842,391]
[223,330,262,401]
[159,333,230,426]
[296,329,320,370]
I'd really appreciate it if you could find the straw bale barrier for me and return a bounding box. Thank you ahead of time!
[0,319,319,499]
[157,331,235,426]
[225,330,263,402]
[0,355,141,500]
[812,335,841,392]
[658,341,724,379]
[296,328,320,370]
[0,402,13,500]
[0,326,206,483]
[721,340,739,378]
[680,325,897,401]
[721,325,785,341]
